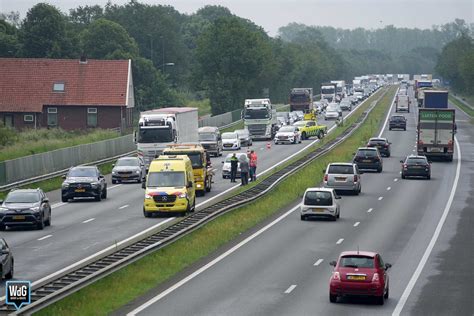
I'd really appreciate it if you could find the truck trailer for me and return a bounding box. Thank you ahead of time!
[423,90,449,109]
[417,108,455,161]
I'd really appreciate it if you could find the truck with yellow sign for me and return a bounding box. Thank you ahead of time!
[143,155,196,217]
[162,144,212,196]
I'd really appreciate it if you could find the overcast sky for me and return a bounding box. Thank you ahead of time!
[1,0,472,36]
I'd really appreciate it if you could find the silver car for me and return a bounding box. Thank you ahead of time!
[300,188,341,221]
[112,156,146,184]
[235,129,253,146]
[323,163,361,195]
[222,152,248,179]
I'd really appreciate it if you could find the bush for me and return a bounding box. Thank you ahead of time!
[0,126,16,147]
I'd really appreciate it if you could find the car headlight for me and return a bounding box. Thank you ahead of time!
[112,170,117,175]
[178,192,187,198]
[135,170,141,174]
[145,194,152,199]
[30,206,40,212]
[0,207,8,213]
[91,182,100,188]
[62,182,70,188]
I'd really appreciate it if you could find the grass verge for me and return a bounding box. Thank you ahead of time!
[449,95,474,118]
[219,120,244,133]
[36,87,396,315]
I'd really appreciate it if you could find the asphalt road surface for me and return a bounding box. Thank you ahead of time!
[0,91,379,297]
[125,89,472,316]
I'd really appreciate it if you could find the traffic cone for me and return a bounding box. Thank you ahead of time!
[266,142,271,149]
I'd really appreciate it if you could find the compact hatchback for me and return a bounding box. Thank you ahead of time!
[323,163,361,195]
[221,153,248,179]
[221,132,241,150]
[329,251,391,305]
[300,188,341,221]
[353,147,383,172]
[0,189,51,230]
[367,138,391,157]
[235,129,252,147]
[0,238,14,280]
[401,155,431,179]
[111,156,146,184]
[389,115,407,131]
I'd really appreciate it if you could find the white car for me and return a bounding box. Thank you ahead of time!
[274,125,302,144]
[300,187,341,221]
[324,103,342,120]
[222,152,247,179]
[222,132,241,150]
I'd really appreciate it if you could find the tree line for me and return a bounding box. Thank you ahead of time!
[1,1,472,115]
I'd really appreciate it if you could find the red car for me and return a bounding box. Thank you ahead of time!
[329,251,392,305]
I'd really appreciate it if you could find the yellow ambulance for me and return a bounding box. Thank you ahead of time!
[143,155,196,217]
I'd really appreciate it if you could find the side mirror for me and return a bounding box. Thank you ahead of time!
[399,160,404,163]
[221,161,224,164]
[187,181,193,188]
[62,174,67,179]
[99,175,104,179]
[0,199,3,204]
[385,263,392,270]
[329,261,337,267]
[43,198,49,203]
[335,196,341,200]
[112,164,115,167]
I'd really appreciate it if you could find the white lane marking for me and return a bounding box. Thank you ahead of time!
[126,204,301,315]
[82,218,95,223]
[108,184,122,190]
[353,222,360,227]
[394,178,399,182]
[314,259,324,266]
[387,186,391,191]
[284,285,297,294]
[51,202,66,209]
[119,204,129,210]
[336,238,344,245]
[393,137,461,316]
[378,196,384,201]
[378,87,398,137]
[38,235,52,241]
[367,208,373,213]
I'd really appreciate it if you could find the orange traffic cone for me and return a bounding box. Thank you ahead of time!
[266,142,272,149]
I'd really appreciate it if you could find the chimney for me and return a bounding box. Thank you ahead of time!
[79,54,87,64]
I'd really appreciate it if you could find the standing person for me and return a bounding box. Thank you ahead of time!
[230,153,238,183]
[249,150,258,181]
[239,155,249,186]
[247,150,253,181]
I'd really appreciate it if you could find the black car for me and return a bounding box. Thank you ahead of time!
[389,115,407,131]
[0,189,51,230]
[0,238,14,280]
[352,147,383,172]
[61,166,107,202]
[367,137,391,157]
[111,157,145,184]
[401,155,431,179]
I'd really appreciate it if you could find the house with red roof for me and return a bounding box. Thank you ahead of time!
[0,57,134,130]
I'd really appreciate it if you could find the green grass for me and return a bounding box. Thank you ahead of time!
[219,120,244,133]
[449,95,474,118]
[36,87,396,316]
[0,162,115,201]
[0,129,120,162]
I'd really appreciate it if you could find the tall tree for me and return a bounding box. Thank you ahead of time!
[0,19,20,56]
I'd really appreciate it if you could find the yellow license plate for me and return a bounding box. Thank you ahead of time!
[313,208,325,213]
[75,189,86,192]
[348,275,366,280]
[363,159,371,162]
[13,215,25,220]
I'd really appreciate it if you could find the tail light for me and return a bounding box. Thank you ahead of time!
[448,140,453,150]
[332,272,341,281]
[384,144,389,148]
[372,273,380,282]
[403,163,408,170]
[324,174,328,182]
[354,175,358,182]
[418,140,424,145]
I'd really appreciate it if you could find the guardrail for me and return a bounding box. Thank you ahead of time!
[0,88,389,314]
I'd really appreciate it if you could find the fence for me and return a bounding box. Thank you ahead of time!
[0,135,135,186]
[198,109,241,128]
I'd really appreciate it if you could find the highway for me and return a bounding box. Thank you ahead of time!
[124,90,472,315]
[0,91,380,297]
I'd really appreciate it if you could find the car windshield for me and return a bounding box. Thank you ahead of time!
[68,168,97,177]
[369,139,387,145]
[391,116,405,121]
[328,165,354,174]
[340,255,374,268]
[5,192,40,203]
[235,130,249,138]
[278,126,295,132]
[327,105,338,111]
[322,87,335,94]
[357,149,377,157]
[304,191,333,206]
[138,127,173,143]
[222,133,237,140]
[244,108,269,119]
[290,94,310,103]
[294,121,306,127]
[199,133,216,141]
[147,171,185,187]
[116,158,140,167]
[406,158,428,165]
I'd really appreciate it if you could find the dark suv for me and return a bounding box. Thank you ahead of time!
[0,189,51,230]
[352,147,383,172]
[61,166,107,202]
[0,238,14,280]
[389,115,407,131]
[367,138,391,157]
[400,155,431,179]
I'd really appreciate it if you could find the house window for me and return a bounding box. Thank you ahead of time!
[24,114,34,122]
[47,107,58,127]
[53,82,65,92]
[87,108,97,127]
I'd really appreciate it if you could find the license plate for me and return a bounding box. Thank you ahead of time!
[13,215,25,220]
[335,177,346,181]
[347,275,366,280]
[312,208,325,213]
[430,148,441,152]
[412,166,423,169]
[121,174,130,177]
[75,189,86,192]
[363,159,371,163]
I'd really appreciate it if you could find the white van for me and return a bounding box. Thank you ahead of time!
[395,95,410,113]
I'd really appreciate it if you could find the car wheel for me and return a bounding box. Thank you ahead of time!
[300,215,305,221]
[0,224,5,231]
[376,295,385,305]
[301,132,307,140]
[401,173,406,179]
[386,152,391,157]
[377,167,382,173]
[336,211,340,219]
[95,192,102,202]
[190,197,196,212]
[45,212,51,226]
[137,177,142,183]
[384,286,389,299]
[206,178,212,192]
[329,293,337,303]
[404,127,406,131]
[5,260,13,280]
[143,207,151,218]
[389,127,392,131]
[102,187,107,199]
[427,174,431,180]
[112,179,117,184]
[332,215,337,221]
[37,214,45,230]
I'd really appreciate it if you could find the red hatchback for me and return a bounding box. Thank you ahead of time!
[329,251,392,305]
